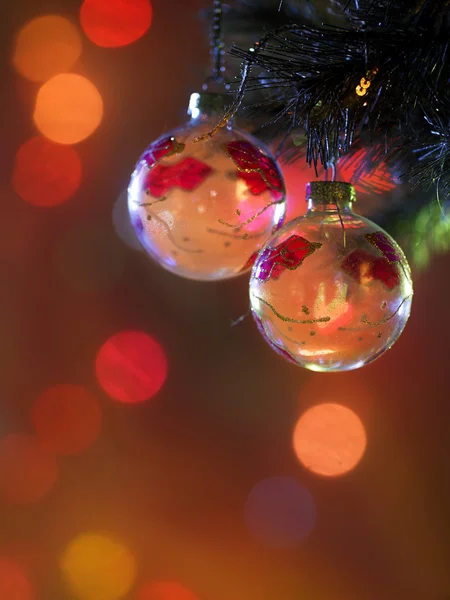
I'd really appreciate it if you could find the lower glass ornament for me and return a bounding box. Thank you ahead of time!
[249,182,413,372]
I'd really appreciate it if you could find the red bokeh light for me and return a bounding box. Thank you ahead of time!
[80,0,153,48]
[31,384,102,456]
[12,137,82,207]
[95,331,168,403]
[136,581,199,600]
[281,144,396,221]
[0,435,57,505]
[3,541,51,587]
[339,148,396,195]
[0,556,35,600]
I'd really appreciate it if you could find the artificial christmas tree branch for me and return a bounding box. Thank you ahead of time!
[204,0,450,267]
[215,1,448,176]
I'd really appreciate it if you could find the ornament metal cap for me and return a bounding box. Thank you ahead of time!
[188,92,232,118]
[306,181,356,210]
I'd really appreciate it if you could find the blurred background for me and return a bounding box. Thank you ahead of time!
[1,1,450,599]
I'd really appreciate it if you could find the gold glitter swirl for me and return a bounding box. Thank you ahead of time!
[218,198,285,230]
[364,232,400,264]
[302,305,310,315]
[206,228,265,240]
[146,211,204,254]
[360,296,411,327]
[252,294,330,324]
[167,138,186,157]
[255,312,299,362]
[223,143,284,195]
[264,315,309,347]
[136,195,169,208]
[364,232,413,287]
[145,138,185,164]
[338,295,412,330]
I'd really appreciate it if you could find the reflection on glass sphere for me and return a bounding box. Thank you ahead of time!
[128,94,286,281]
[249,182,413,372]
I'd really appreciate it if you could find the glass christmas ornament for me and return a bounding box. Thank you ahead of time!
[249,182,413,372]
[128,92,286,281]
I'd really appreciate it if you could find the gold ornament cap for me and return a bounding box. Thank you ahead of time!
[188,92,231,118]
[306,181,356,211]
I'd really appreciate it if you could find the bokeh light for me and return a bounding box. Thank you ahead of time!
[339,148,397,197]
[60,532,136,600]
[112,190,144,252]
[31,384,102,456]
[0,556,35,600]
[293,403,367,477]
[13,16,82,82]
[3,540,51,588]
[34,74,103,144]
[0,434,57,505]
[54,222,126,293]
[96,331,168,403]
[136,581,199,600]
[244,476,316,548]
[12,137,82,207]
[80,0,153,48]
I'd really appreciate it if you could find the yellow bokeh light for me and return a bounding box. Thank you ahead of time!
[60,533,136,600]
[13,16,82,82]
[34,74,103,145]
[293,403,367,477]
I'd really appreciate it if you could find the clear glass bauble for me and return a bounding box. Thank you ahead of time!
[249,182,413,372]
[128,93,286,281]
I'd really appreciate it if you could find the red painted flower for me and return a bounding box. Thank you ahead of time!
[341,248,400,290]
[226,140,284,200]
[256,235,322,282]
[241,251,259,272]
[364,231,403,263]
[142,136,185,168]
[146,157,213,199]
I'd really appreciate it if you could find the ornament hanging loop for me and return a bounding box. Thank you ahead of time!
[203,0,229,92]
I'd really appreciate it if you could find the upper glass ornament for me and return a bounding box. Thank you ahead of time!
[249,181,413,372]
[128,93,286,281]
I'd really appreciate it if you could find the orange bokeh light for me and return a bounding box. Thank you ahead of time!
[12,137,82,207]
[0,434,57,504]
[96,331,168,403]
[13,15,82,82]
[0,556,35,600]
[137,581,199,600]
[293,403,367,477]
[31,384,102,456]
[61,532,136,600]
[80,0,153,48]
[34,74,103,145]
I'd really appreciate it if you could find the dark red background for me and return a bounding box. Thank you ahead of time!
[1,1,450,599]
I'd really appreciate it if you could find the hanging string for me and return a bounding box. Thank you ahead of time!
[325,161,347,249]
[195,23,300,142]
[204,0,226,88]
